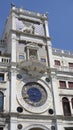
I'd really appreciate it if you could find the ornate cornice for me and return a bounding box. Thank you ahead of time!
[1,112,73,121]
[10,29,51,41]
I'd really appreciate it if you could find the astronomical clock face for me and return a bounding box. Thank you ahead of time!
[22,82,47,107]
[17,80,52,113]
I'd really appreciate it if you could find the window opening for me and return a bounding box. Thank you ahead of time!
[59,81,66,88]
[29,49,37,60]
[0,74,4,81]
[19,55,24,60]
[65,128,73,130]
[29,128,44,130]
[54,60,60,66]
[68,82,73,89]
[0,91,4,112]
[0,51,1,55]
[41,58,46,63]
[62,97,71,116]
[69,63,73,68]
[71,98,73,109]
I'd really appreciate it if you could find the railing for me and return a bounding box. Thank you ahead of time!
[52,48,73,56]
[0,56,10,64]
[12,6,47,19]
[54,65,73,72]
[0,40,6,47]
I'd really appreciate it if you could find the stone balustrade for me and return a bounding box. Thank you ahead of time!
[52,48,73,56]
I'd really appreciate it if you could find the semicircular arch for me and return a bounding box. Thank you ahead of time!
[24,124,49,130]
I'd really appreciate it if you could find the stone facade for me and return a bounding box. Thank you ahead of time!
[0,6,73,130]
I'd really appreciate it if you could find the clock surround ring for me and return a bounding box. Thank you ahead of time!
[17,80,52,113]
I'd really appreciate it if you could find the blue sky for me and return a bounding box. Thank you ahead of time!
[0,0,73,51]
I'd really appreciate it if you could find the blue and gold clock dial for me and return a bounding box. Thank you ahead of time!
[27,87,42,102]
[22,82,47,107]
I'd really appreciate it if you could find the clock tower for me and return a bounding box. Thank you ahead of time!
[1,6,54,130]
[1,5,73,130]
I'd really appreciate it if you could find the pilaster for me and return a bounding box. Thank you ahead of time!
[11,34,16,62]
[10,26,17,112]
[11,7,16,30]
[10,117,17,130]
[44,19,50,37]
[44,19,53,68]
[10,68,16,112]
[47,41,54,68]
[51,72,62,115]
[57,120,64,130]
